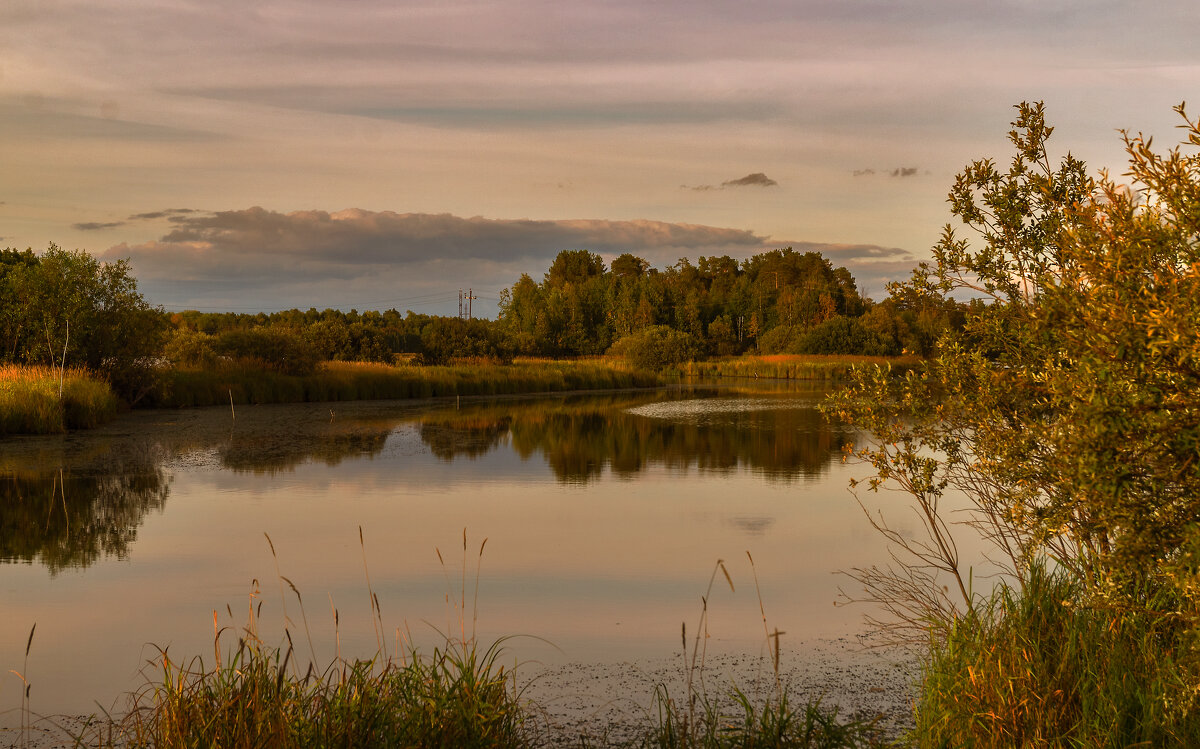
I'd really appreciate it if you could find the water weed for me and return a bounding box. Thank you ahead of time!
[645,555,883,749]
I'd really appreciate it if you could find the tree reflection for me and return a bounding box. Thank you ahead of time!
[417,389,855,483]
[0,388,852,572]
[0,468,169,574]
[218,426,392,474]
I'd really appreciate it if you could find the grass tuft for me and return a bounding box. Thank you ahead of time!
[0,364,119,434]
[914,561,1200,748]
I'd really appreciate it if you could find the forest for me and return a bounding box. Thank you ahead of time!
[0,243,961,405]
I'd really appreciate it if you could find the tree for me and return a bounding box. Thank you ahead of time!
[826,101,1200,643]
[4,245,166,402]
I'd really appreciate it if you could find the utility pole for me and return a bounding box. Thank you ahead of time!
[466,288,477,320]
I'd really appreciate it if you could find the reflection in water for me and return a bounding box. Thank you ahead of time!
[0,469,169,574]
[219,427,392,474]
[417,390,855,484]
[0,387,852,573]
[0,384,945,718]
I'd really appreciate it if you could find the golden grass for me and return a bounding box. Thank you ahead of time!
[680,354,921,382]
[0,365,119,434]
[151,359,661,409]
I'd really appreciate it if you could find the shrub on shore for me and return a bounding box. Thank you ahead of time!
[0,365,118,434]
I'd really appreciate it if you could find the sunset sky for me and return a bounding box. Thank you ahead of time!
[2,0,1197,316]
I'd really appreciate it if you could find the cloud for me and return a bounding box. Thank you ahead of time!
[852,169,875,177]
[685,172,778,191]
[101,206,919,314]
[101,207,773,304]
[73,221,127,231]
[890,167,919,178]
[128,208,200,221]
[722,172,777,188]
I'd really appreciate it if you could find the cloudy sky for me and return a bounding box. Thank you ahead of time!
[2,1,1197,316]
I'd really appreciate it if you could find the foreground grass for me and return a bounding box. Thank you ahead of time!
[99,638,526,749]
[0,364,119,435]
[914,563,1200,748]
[50,641,882,749]
[678,355,920,383]
[150,359,662,409]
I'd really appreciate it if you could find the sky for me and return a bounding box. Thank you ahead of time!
[2,1,1198,317]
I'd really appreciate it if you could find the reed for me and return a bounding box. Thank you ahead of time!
[646,554,882,749]
[69,530,531,749]
[0,364,119,434]
[151,358,661,408]
[913,562,1200,748]
[679,355,920,383]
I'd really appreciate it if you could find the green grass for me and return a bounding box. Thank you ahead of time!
[150,358,662,408]
[102,636,527,748]
[649,686,880,749]
[913,562,1200,748]
[678,355,920,383]
[0,364,119,434]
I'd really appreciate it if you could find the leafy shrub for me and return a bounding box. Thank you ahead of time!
[163,329,218,369]
[214,327,319,375]
[609,325,701,371]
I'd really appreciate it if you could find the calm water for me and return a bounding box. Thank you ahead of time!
[1,385,925,715]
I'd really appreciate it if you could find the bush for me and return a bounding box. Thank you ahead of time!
[163,329,218,369]
[214,327,319,376]
[609,325,701,371]
[793,316,896,356]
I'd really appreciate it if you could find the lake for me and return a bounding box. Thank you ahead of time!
[1,384,926,716]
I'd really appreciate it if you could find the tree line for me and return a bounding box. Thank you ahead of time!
[0,243,961,401]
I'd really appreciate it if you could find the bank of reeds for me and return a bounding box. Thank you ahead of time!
[0,365,119,435]
[678,355,920,383]
[151,359,661,409]
[914,562,1200,748]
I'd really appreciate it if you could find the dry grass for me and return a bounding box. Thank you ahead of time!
[679,355,920,382]
[0,364,119,434]
[151,359,661,408]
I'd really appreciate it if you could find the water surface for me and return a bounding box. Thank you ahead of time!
[1,385,915,715]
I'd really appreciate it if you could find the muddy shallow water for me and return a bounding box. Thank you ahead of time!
[0,385,952,719]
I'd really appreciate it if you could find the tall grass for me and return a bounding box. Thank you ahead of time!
[679,355,920,383]
[0,364,118,434]
[151,359,661,408]
[647,555,882,749]
[69,531,532,749]
[914,562,1200,748]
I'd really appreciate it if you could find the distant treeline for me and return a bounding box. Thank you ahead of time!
[0,244,957,405]
[163,248,965,368]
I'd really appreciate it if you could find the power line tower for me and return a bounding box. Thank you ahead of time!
[458,289,463,320]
